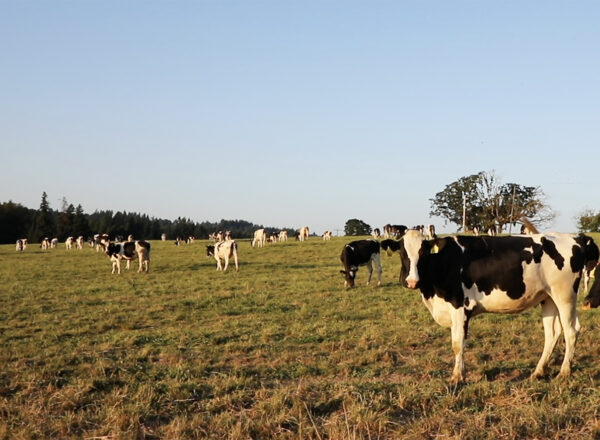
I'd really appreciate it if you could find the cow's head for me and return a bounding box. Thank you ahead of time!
[583,266,600,310]
[399,230,448,290]
[340,266,359,288]
[206,245,215,257]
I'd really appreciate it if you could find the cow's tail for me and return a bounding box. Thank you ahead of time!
[520,217,539,234]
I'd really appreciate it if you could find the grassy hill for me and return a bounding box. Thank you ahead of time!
[1,234,600,439]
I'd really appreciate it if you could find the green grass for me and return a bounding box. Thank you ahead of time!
[1,234,600,439]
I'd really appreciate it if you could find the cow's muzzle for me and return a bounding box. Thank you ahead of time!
[406,279,419,289]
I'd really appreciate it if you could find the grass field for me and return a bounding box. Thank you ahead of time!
[2,234,600,439]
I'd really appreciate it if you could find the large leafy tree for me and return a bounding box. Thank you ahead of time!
[344,218,372,236]
[430,171,555,233]
[577,209,600,232]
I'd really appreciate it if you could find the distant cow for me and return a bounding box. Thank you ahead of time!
[65,236,75,250]
[206,239,239,271]
[425,224,436,240]
[161,233,167,241]
[76,236,84,249]
[372,228,381,239]
[94,234,110,252]
[322,231,332,241]
[399,229,599,382]
[105,240,151,274]
[278,230,288,242]
[299,226,309,242]
[339,239,382,288]
[41,238,50,250]
[384,224,407,239]
[252,229,267,248]
[15,239,27,251]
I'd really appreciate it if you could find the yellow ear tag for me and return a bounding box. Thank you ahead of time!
[431,244,439,254]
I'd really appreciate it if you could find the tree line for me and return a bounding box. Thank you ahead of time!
[0,192,293,244]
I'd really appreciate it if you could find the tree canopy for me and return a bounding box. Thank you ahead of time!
[429,171,555,233]
[344,218,371,236]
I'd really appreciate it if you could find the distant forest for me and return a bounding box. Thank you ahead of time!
[0,193,295,244]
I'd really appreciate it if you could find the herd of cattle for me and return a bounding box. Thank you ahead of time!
[12,221,600,382]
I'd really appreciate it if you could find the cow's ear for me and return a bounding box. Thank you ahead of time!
[430,237,447,254]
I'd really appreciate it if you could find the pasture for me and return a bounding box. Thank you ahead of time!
[2,235,600,439]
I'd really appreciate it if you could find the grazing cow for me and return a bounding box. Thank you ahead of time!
[105,240,151,274]
[399,229,600,382]
[487,225,497,236]
[15,239,26,251]
[339,239,382,287]
[41,238,50,250]
[279,230,288,242]
[322,231,332,241]
[299,226,310,242]
[252,229,267,248]
[50,238,58,248]
[206,239,239,271]
[583,265,600,309]
[161,233,167,241]
[372,228,381,239]
[76,236,84,249]
[269,232,279,243]
[425,224,436,240]
[472,226,481,236]
[65,236,75,250]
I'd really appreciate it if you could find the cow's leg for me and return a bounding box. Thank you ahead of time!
[215,256,222,271]
[372,254,382,286]
[450,306,467,383]
[233,249,239,272]
[126,259,131,270]
[365,262,373,285]
[531,299,562,379]
[554,294,580,378]
[223,255,229,271]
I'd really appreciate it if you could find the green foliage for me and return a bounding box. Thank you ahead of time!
[29,191,55,242]
[430,171,555,232]
[1,235,600,438]
[344,218,371,236]
[0,201,35,243]
[577,209,600,232]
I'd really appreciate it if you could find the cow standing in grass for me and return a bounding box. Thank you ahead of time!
[339,239,382,287]
[105,241,151,274]
[207,240,239,272]
[399,229,599,382]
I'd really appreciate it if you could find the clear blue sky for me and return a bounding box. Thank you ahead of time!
[2,1,598,235]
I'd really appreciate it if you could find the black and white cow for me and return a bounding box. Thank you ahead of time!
[15,239,27,251]
[339,239,382,287]
[206,239,239,272]
[383,224,408,239]
[372,228,381,239]
[105,240,151,274]
[583,265,600,309]
[399,229,599,382]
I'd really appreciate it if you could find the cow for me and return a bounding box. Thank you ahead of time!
[372,228,381,239]
[322,231,332,241]
[94,234,110,252]
[252,229,267,248]
[65,236,75,250]
[299,226,309,242]
[41,238,50,250]
[206,239,239,272]
[127,235,134,242]
[583,265,600,309]
[384,224,408,238]
[425,224,436,240]
[76,236,84,249]
[105,240,151,274]
[398,229,600,382]
[50,238,58,248]
[279,230,288,242]
[161,233,167,241]
[339,239,382,288]
[15,239,26,251]
[269,232,279,243]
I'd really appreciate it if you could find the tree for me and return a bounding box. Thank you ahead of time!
[56,197,75,240]
[344,218,371,236]
[0,201,35,243]
[430,171,555,233]
[72,204,91,238]
[29,192,56,242]
[577,209,600,232]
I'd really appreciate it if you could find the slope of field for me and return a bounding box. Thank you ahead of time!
[1,235,600,439]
